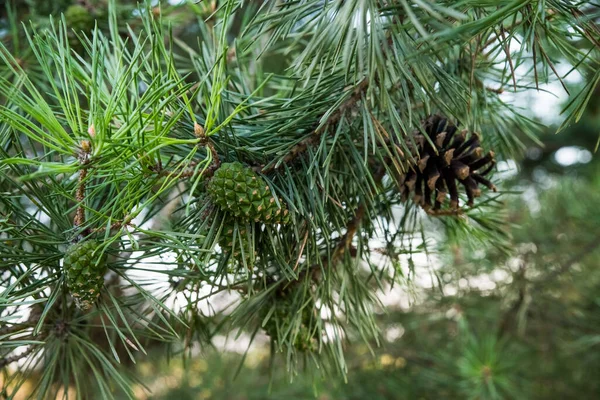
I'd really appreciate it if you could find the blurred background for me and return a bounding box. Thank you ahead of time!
[1,1,599,399]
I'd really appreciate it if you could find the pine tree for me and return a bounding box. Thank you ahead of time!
[0,0,598,398]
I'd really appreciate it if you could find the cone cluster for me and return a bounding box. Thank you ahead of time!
[399,115,497,211]
[64,240,107,311]
[207,162,289,224]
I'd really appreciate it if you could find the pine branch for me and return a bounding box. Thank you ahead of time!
[0,322,31,338]
[261,78,369,174]
[0,307,43,338]
[291,165,387,285]
[0,344,37,369]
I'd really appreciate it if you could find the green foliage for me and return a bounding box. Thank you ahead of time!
[0,0,598,398]
[218,216,256,268]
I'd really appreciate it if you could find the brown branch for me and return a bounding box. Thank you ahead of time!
[498,263,527,337]
[0,344,37,369]
[481,20,521,51]
[150,159,218,181]
[261,78,370,175]
[535,31,570,95]
[74,140,92,229]
[0,322,30,338]
[0,306,43,338]
[144,123,221,181]
[74,168,87,227]
[90,217,137,235]
[293,228,310,272]
[425,208,466,217]
[296,205,367,285]
[194,122,221,170]
[292,166,386,285]
[485,86,505,94]
[210,283,249,294]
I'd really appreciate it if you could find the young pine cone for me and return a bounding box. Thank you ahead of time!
[261,298,318,353]
[400,115,497,211]
[207,162,289,224]
[63,240,107,311]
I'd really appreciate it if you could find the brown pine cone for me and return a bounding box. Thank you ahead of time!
[399,115,497,211]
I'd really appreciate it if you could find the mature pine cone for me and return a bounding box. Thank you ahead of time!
[218,217,255,268]
[400,115,497,211]
[64,240,107,311]
[207,162,289,223]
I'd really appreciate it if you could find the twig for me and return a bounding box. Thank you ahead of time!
[74,140,92,229]
[195,122,221,171]
[146,123,221,180]
[425,208,466,217]
[498,262,527,337]
[210,283,249,294]
[293,166,386,285]
[481,21,520,51]
[0,345,37,369]
[261,78,370,174]
[0,306,43,337]
[0,322,30,337]
[485,86,505,94]
[153,163,202,179]
[293,228,310,272]
[90,217,137,235]
[498,27,517,92]
[293,206,367,285]
[535,32,570,95]
[74,168,87,227]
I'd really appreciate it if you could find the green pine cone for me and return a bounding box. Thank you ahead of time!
[293,325,318,352]
[262,296,318,352]
[64,5,95,33]
[219,218,255,268]
[207,162,289,224]
[64,240,107,311]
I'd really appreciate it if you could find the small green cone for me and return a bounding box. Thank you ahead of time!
[64,5,95,33]
[64,240,107,311]
[207,162,289,224]
[261,295,318,352]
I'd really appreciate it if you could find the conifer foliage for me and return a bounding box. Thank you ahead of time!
[0,0,598,398]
